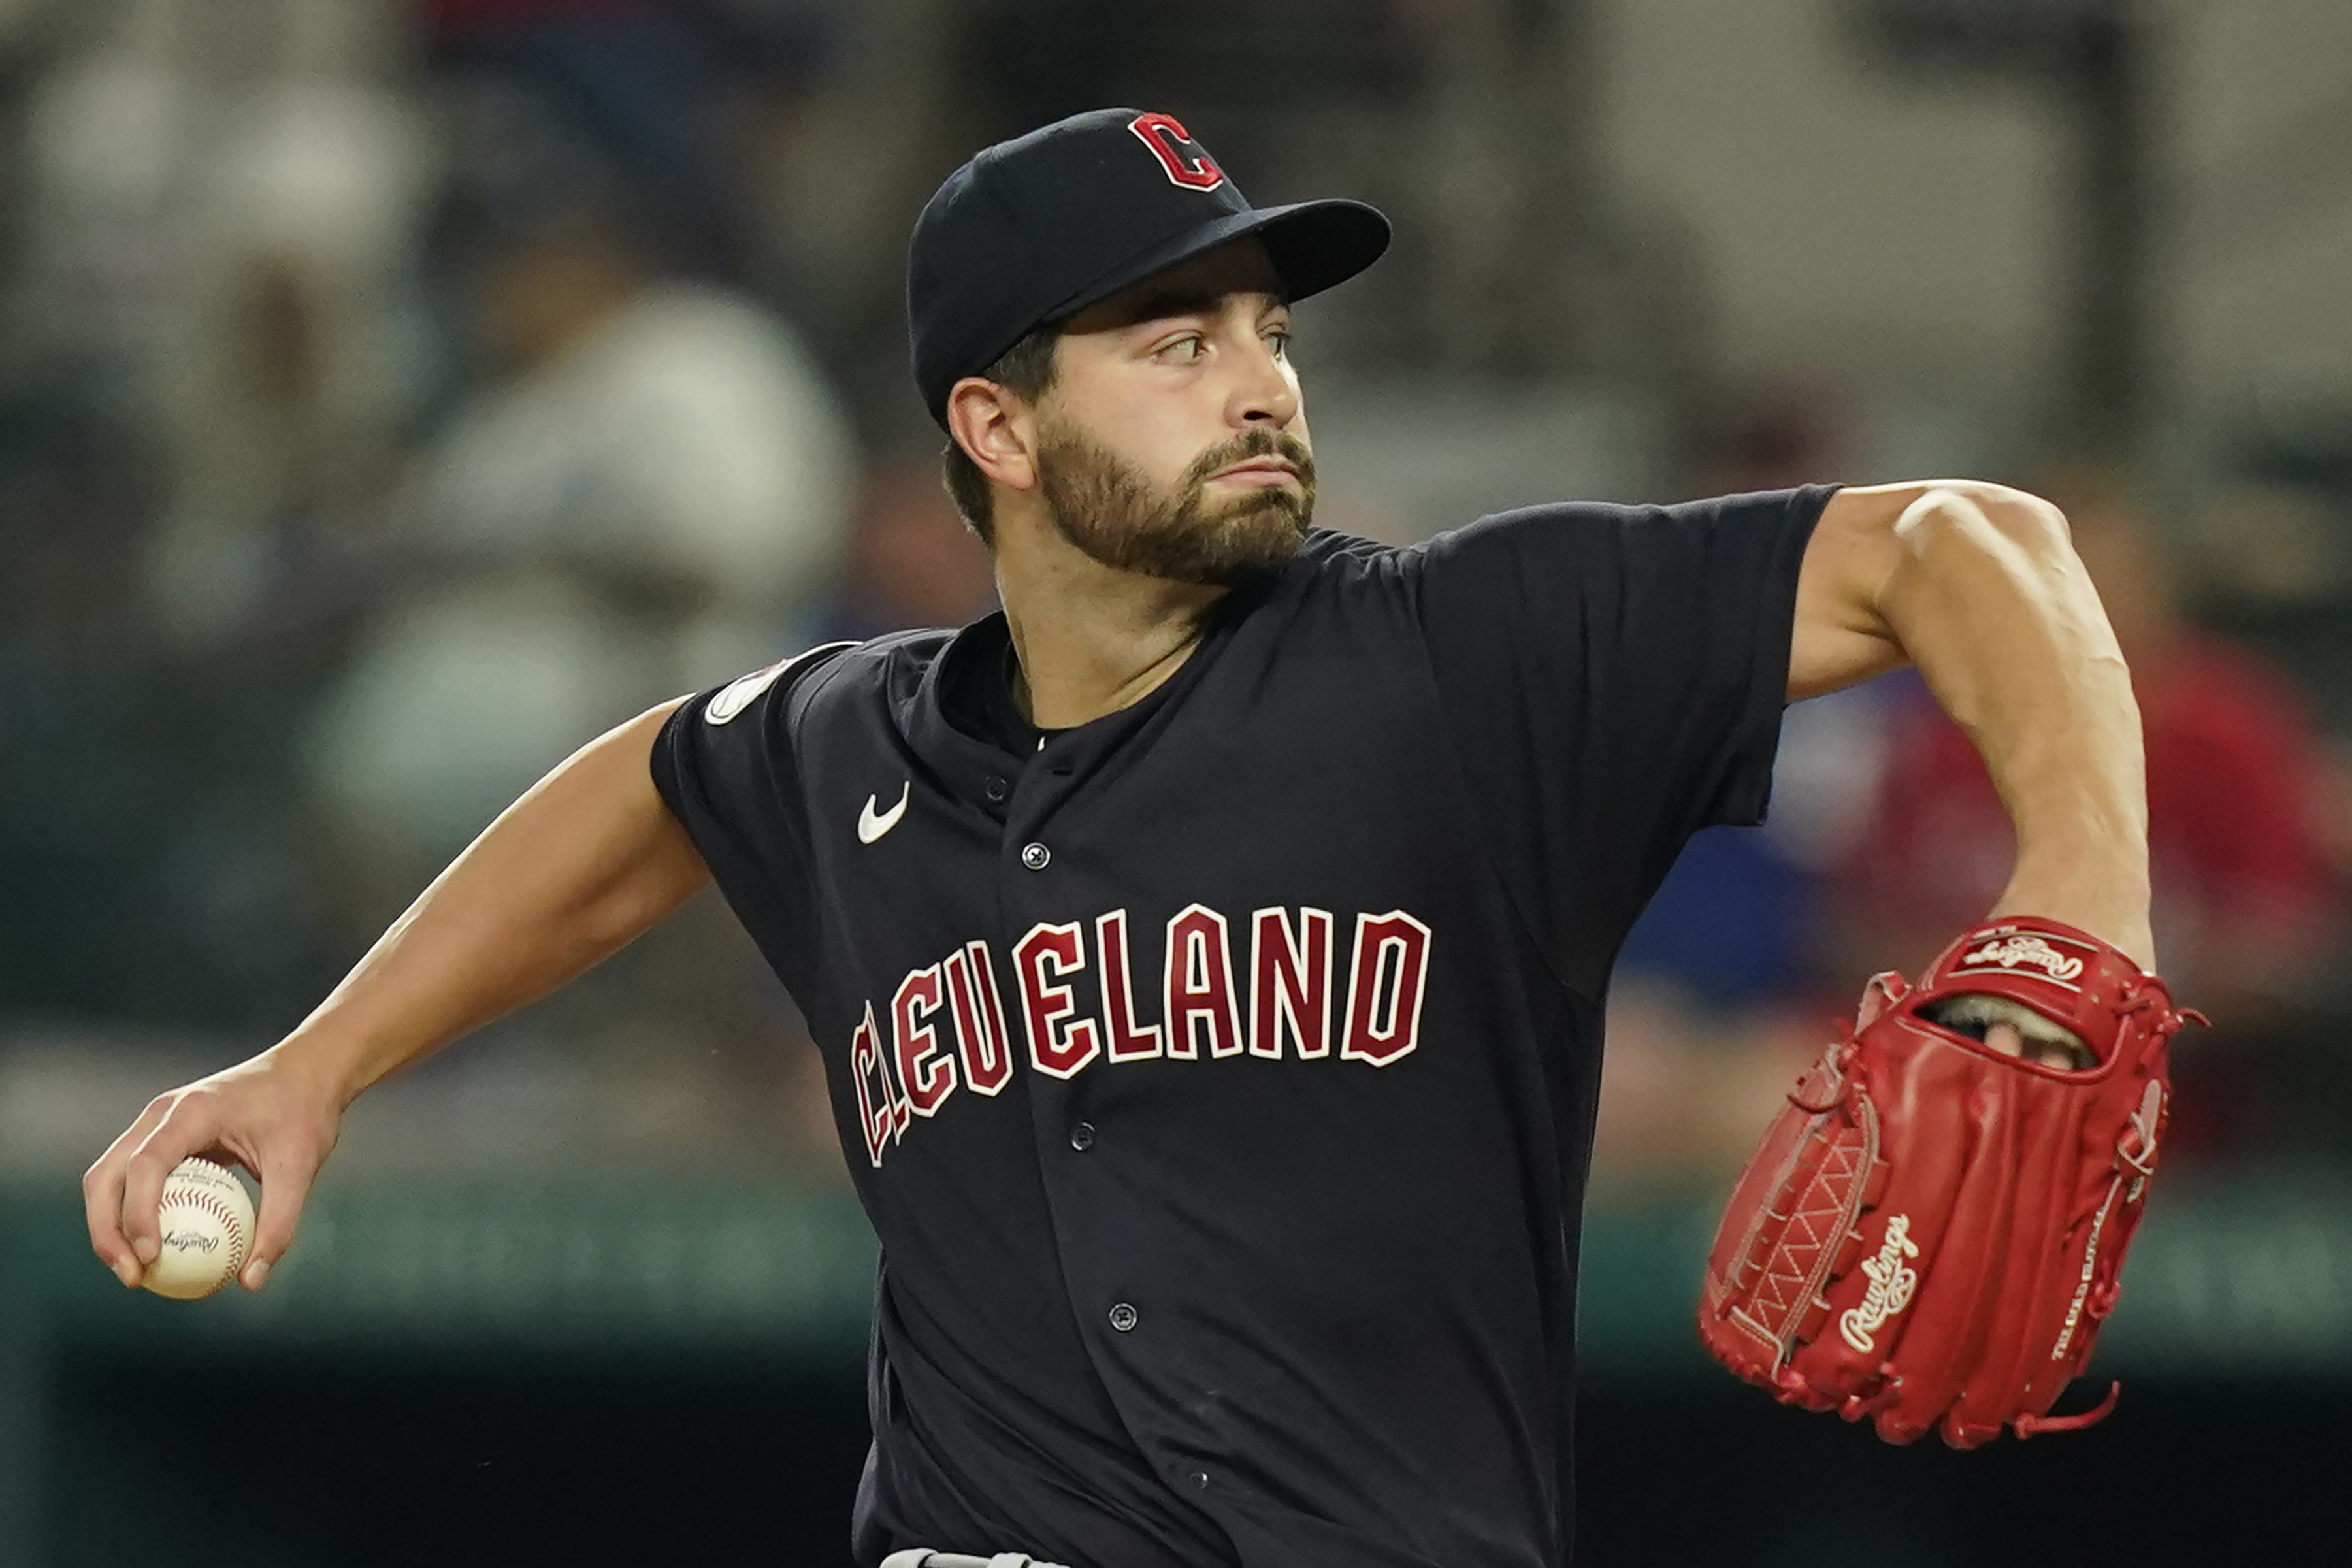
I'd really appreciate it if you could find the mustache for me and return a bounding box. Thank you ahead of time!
[1181,427,1316,493]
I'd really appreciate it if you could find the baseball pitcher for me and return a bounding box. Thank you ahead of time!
[86,109,2192,1567]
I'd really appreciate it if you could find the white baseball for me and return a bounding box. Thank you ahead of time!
[143,1158,255,1300]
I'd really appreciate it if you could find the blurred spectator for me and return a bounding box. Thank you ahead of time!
[1828,463,2347,1160]
[1,0,425,1029]
[421,0,839,282]
[796,451,998,645]
[149,62,433,640]
[306,112,855,889]
[1685,368,1854,502]
[12,2,199,389]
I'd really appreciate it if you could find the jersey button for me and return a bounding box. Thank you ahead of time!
[1107,1302,1139,1333]
[983,777,1009,804]
[1020,842,1051,870]
[1070,1122,1095,1151]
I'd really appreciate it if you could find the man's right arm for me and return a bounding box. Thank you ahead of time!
[84,697,711,1292]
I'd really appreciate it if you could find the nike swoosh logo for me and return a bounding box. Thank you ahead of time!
[858,781,911,844]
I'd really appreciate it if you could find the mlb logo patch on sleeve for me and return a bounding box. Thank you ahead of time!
[706,641,858,725]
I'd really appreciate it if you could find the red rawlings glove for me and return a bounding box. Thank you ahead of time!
[1695,917,2204,1448]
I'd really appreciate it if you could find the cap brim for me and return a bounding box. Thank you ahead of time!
[1036,197,1391,337]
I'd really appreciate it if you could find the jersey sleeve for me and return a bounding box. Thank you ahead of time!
[648,643,855,1000]
[1411,485,1835,996]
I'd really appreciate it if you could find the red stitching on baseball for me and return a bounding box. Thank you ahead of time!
[161,1187,251,1276]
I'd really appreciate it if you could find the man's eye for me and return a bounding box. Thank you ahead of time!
[1157,335,1207,361]
[1266,329,1292,359]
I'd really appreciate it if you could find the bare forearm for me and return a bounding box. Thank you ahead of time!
[1879,487,2154,966]
[271,698,712,1105]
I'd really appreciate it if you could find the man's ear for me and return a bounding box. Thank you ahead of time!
[945,378,1039,495]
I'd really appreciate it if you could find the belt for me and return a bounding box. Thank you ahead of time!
[879,1554,1074,1568]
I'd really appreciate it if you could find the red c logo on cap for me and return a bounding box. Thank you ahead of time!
[1128,112,1226,192]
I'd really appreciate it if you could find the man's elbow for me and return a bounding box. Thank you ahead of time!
[1914,481,2070,546]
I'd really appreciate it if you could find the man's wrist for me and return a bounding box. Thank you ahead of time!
[262,1024,383,1113]
[1987,884,2155,973]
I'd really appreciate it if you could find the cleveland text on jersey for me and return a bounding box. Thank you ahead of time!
[849,904,1434,1166]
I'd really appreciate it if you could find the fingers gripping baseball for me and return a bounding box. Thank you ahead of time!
[1918,993,2094,1070]
[84,1095,170,1284]
[84,1054,339,1292]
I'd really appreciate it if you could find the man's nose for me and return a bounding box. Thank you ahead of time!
[1229,341,1299,429]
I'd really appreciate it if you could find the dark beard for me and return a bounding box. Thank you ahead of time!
[1034,419,1316,587]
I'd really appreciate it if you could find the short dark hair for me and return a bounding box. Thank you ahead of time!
[940,323,1062,546]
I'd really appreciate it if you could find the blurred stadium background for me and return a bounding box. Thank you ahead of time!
[3,0,2350,1563]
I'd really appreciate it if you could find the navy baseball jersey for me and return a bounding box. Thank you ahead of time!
[651,485,1834,1568]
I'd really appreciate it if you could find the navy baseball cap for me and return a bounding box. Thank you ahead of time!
[908,108,1391,427]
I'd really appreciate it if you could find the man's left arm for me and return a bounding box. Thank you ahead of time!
[1789,480,2154,970]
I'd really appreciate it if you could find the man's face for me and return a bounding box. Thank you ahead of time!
[1026,238,1316,585]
